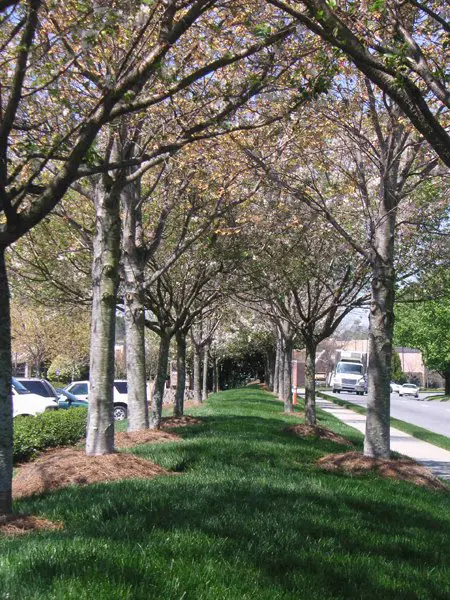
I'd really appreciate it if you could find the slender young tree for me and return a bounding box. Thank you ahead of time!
[244,72,445,456]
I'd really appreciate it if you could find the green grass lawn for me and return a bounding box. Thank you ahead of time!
[2,388,449,600]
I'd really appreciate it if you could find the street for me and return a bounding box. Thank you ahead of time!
[325,391,450,438]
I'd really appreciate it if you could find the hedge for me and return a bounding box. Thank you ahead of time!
[14,407,88,463]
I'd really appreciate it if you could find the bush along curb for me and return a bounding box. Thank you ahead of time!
[14,408,88,463]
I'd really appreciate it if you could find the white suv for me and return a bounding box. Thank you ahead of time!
[12,378,59,417]
[63,380,128,421]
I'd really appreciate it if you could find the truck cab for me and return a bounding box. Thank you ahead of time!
[330,350,367,395]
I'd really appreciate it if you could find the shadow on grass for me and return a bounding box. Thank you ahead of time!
[10,471,450,600]
[4,388,450,600]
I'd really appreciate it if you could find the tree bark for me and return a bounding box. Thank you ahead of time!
[122,178,148,431]
[281,337,293,412]
[266,348,275,391]
[277,344,285,400]
[202,344,209,402]
[212,354,219,393]
[444,364,450,396]
[304,341,317,426]
[365,255,395,458]
[174,330,186,417]
[273,333,280,396]
[193,343,202,402]
[150,331,171,429]
[86,176,121,455]
[0,247,13,515]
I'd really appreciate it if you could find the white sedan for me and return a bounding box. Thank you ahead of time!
[398,383,419,398]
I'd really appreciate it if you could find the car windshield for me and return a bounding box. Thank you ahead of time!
[19,380,54,397]
[114,382,128,394]
[336,363,363,374]
[12,377,31,394]
[403,384,416,388]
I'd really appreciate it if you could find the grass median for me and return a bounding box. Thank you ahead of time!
[2,387,449,600]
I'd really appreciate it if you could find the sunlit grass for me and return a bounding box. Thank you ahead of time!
[2,388,449,600]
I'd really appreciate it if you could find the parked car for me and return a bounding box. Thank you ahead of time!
[63,380,128,420]
[17,378,59,402]
[399,383,419,398]
[12,378,59,417]
[390,382,401,393]
[56,388,89,410]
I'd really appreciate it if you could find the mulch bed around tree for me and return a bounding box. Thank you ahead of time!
[12,448,171,501]
[161,415,203,428]
[116,429,181,448]
[284,424,353,446]
[317,451,449,491]
[0,514,63,537]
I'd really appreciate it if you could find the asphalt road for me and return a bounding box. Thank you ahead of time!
[326,391,450,438]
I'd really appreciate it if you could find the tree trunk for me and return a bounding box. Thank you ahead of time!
[0,248,13,515]
[444,364,450,396]
[150,331,171,429]
[202,344,209,402]
[364,253,395,458]
[193,344,202,402]
[266,349,275,391]
[122,178,148,431]
[273,333,280,396]
[281,337,293,412]
[304,342,317,426]
[212,354,219,393]
[277,345,284,400]
[174,330,186,417]
[86,176,121,456]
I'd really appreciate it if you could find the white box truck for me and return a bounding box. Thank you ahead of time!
[329,350,367,395]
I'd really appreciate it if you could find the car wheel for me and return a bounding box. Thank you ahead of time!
[399,394,403,397]
[113,405,127,421]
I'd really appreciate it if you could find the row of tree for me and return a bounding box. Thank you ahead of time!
[1,0,449,516]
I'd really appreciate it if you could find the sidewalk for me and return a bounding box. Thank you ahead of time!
[316,397,450,482]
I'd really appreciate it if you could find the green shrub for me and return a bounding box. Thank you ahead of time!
[14,407,88,463]
[47,355,85,383]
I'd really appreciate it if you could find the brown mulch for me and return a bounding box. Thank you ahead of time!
[116,429,181,448]
[12,447,170,501]
[317,451,448,491]
[183,401,204,409]
[291,410,305,419]
[161,415,202,428]
[0,514,63,537]
[285,424,353,446]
